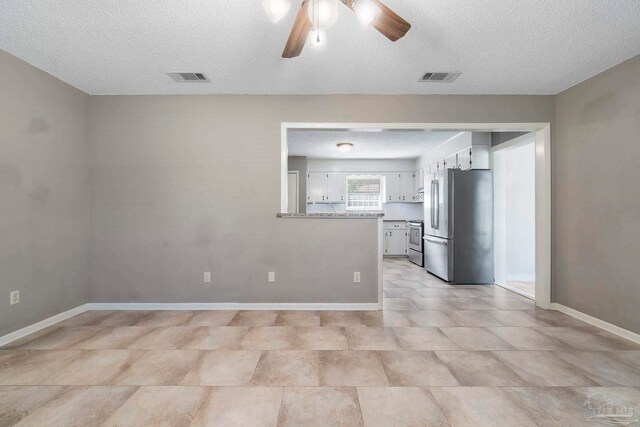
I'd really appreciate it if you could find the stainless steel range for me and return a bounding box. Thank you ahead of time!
[407,221,424,267]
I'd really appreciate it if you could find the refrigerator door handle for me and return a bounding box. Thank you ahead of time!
[425,238,447,246]
[430,180,435,228]
[433,180,439,229]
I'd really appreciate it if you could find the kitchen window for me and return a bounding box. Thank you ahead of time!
[346,175,383,211]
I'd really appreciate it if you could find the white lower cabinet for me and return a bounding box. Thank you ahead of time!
[384,222,408,256]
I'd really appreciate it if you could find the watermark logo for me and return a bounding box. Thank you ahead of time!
[584,393,638,426]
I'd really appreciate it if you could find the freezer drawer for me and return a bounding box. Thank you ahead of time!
[424,235,453,282]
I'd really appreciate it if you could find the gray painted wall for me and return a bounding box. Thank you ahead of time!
[89,94,553,304]
[0,50,89,335]
[554,54,640,333]
[4,44,640,336]
[287,156,307,214]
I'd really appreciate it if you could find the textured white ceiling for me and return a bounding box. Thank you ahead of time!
[288,129,460,158]
[1,0,639,95]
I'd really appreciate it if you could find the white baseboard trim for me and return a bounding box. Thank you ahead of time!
[494,282,534,301]
[87,302,381,311]
[0,302,381,346]
[551,303,640,345]
[0,304,89,347]
[506,274,535,282]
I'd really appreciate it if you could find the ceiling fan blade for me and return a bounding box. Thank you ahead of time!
[342,0,411,42]
[370,0,411,41]
[282,0,313,58]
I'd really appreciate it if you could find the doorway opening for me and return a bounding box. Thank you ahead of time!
[280,122,551,310]
[492,133,536,299]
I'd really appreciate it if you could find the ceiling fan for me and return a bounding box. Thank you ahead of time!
[261,0,411,58]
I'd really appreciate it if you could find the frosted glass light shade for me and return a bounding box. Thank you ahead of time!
[262,0,292,23]
[308,28,327,49]
[354,0,380,27]
[307,0,339,29]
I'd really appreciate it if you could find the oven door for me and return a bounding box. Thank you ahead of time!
[408,225,423,252]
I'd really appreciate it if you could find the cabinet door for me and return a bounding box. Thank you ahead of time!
[399,172,414,202]
[384,173,400,203]
[457,148,472,170]
[327,173,347,203]
[430,162,440,175]
[387,229,406,255]
[445,154,457,169]
[406,229,410,254]
[307,172,328,202]
[383,231,389,255]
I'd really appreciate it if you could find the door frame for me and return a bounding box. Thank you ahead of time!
[281,122,551,310]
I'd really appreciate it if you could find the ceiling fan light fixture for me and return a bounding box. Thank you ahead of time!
[354,0,380,27]
[262,0,292,23]
[307,0,339,29]
[308,27,327,49]
[337,142,354,152]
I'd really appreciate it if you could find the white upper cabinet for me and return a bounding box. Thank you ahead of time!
[327,172,347,203]
[445,153,457,169]
[398,172,414,202]
[308,170,423,204]
[457,147,472,170]
[384,173,400,203]
[383,172,417,203]
[307,172,328,202]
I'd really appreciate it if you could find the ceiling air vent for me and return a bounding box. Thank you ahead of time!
[419,72,461,83]
[167,72,210,83]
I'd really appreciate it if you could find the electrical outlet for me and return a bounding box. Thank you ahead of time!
[268,272,275,283]
[204,272,211,283]
[353,272,361,283]
[10,290,19,305]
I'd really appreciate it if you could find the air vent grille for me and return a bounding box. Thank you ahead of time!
[419,72,461,83]
[167,72,210,83]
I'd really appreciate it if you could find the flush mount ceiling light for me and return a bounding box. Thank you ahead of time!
[261,0,411,58]
[337,142,354,152]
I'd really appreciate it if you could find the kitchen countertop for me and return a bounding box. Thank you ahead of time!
[277,213,384,218]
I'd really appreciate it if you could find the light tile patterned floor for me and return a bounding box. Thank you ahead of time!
[1,258,639,426]
[506,280,535,298]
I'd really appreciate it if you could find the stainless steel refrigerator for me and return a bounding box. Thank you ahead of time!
[424,169,494,284]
